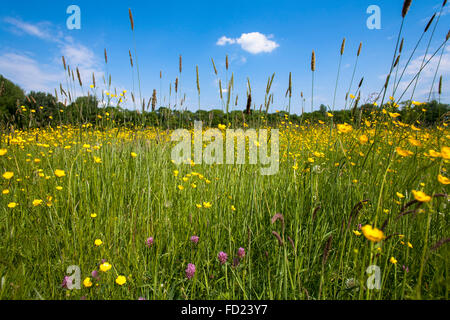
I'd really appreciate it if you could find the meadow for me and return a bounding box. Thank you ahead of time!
[0,0,449,300]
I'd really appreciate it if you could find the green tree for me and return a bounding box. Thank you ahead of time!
[0,74,25,122]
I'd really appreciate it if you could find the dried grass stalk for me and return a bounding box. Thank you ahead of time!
[211,58,218,75]
[76,67,82,87]
[129,8,134,31]
[129,50,133,67]
[340,38,346,55]
[272,231,283,246]
[271,213,285,231]
[402,0,412,18]
[424,13,436,33]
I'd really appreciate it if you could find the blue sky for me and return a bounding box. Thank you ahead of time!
[0,0,449,113]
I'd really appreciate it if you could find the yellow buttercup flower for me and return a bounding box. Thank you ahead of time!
[438,174,450,185]
[131,152,138,158]
[353,230,361,236]
[389,112,400,118]
[390,257,398,265]
[100,262,112,272]
[32,199,43,207]
[412,190,431,202]
[337,123,353,134]
[0,149,7,156]
[115,275,126,286]
[441,146,450,160]
[94,239,103,246]
[359,135,369,144]
[361,225,385,242]
[203,202,212,208]
[396,147,413,157]
[54,170,66,178]
[396,192,405,199]
[93,156,102,164]
[83,277,93,288]
[428,150,441,158]
[3,172,14,180]
[8,202,18,208]
[408,138,422,147]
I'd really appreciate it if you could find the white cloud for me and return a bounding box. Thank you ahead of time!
[217,36,236,46]
[405,46,450,78]
[395,46,450,99]
[3,17,52,40]
[216,32,279,54]
[2,17,103,94]
[0,53,63,92]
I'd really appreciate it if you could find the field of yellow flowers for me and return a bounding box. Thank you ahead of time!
[0,115,448,300]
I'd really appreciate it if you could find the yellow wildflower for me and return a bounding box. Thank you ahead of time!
[361,225,385,242]
[100,262,112,272]
[54,170,66,178]
[83,277,93,288]
[412,190,431,202]
[3,172,14,180]
[115,276,126,286]
[438,174,450,185]
[8,202,18,208]
[32,199,43,207]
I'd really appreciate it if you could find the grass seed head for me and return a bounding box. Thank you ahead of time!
[402,0,412,18]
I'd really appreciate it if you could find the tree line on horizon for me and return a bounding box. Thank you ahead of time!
[0,74,448,130]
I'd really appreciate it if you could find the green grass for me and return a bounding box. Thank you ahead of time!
[0,123,448,300]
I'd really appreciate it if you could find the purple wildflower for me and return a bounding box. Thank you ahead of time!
[91,270,99,279]
[138,297,146,300]
[61,276,71,289]
[190,235,199,244]
[185,263,196,279]
[146,237,154,247]
[237,247,246,259]
[218,251,228,264]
